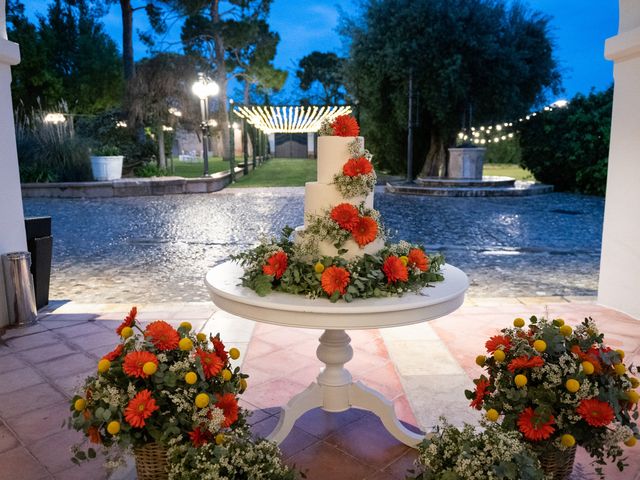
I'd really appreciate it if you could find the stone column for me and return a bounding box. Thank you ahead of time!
[0,0,27,328]
[598,0,640,319]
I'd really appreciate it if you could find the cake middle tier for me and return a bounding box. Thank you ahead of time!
[304,182,374,221]
[317,135,364,184]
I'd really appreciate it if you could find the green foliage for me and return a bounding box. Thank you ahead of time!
[135,162,169,178]
[485,138,522,164]
[341,0,560,176]
[296,51,346,105]
[519,87,612,195]
[92,145,121,156]
[16,108,92,183]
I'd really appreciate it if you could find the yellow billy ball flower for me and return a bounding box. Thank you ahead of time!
[221,369,232,381]
[196,333,207,342]
[553,318,565,327]
[565,379,580,393]
[239,378,248,392]
[486,409,499,422]
[107,421,121,435]
[616,349,625,360]
[627,390,640,404]
[120,326,133,339]
[582,361,595,375]
[560,434,576,447]
[314,262,325,273]
[184,372,198,385]
[513,318,525,328]
[142,362,157,376]
[630,377,640,389]
[493,350,506,362]
[625,436,637,447]
[98,359,111,374]
[195,393,210,409]
[475,355,486,367]
[559,325,573,336]
[614,363,626,376]
[533,340,547,353]
[179,337,194,351]
[399,256,409,266]
[514,374,528,388]
[74,398,87,412]
[229,348,240,360]
[215,433,225,445]
[180,321,192,331]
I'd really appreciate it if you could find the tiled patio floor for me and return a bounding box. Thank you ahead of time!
[0,296,639,479]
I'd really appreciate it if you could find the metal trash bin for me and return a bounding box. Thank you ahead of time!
[2,252,38,327]
[25,216,52,309]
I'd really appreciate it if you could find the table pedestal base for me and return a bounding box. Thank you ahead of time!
[266,329,424,447]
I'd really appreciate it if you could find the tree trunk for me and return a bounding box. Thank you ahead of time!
[120,0,135,81]
[418,130,447,178]
[211,0,230,162]
[157,124,166,169]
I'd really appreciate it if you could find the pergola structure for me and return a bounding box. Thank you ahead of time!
[0,2,639,324]
[233,105,352,134]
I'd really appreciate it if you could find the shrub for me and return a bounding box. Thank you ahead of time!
[519,87,612,195]
[135,162,168,178]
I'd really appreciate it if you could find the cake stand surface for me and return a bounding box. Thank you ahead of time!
[205,261,469,446]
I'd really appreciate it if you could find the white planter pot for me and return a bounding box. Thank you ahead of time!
[91,155,123,181]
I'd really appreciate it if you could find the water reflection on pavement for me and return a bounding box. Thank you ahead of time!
[23,187,604,303]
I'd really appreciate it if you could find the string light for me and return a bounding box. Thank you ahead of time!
[116,120,127,128]
[44,113,66,124]
[233,105,353,134]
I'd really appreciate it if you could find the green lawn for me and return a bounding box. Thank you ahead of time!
[483,163,534,181]
[170,157,233,178]
[230,158,317,188]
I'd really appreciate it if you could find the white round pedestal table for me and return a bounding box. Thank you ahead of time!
[205,261,468,447]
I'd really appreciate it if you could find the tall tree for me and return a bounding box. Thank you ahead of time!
[296,51,346,105]
[342,0,560,177]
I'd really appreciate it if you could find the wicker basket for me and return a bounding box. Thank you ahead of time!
[538,445,577,480]
[133,443,168,480]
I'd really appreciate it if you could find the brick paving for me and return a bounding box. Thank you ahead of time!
[0,297,638,479]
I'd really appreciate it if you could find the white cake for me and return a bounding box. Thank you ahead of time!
[295,135,385,260]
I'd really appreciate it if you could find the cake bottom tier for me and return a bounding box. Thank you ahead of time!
[293,226,385,261]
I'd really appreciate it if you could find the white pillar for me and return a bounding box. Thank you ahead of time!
[0,0,27,328]
[598,0,640,319]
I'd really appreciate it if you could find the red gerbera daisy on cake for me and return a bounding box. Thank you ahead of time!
[577,398,615,427]
[351,216,378,246]
[407,248,429,272]
[144,320,180,351]
[330,203,360,231]
[517,407,555,441]
[123,351,158,378]
[116,306,137,335]
[321,266,350,296]
[331,115,359,137]
[382,256,408,284]
[470,378,490,410]
[262,251,288,279]
[507,355,545,373]
[216,393,240,428]
[196,348,223,379]
[124,389,159,428]
[485,335,512,353]
[102,344,124,362]
[342,157,373,177]
[189,425,212,447]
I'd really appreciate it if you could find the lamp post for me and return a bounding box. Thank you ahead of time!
[192,73,219,176]
[229,99,236,182]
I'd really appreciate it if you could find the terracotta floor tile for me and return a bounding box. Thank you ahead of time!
[0,355,29,374]
[0,447,50,480]
[54,458,109,480]
[19,343,80,364]
[383,449,419,478]
[243,339,280,360]
[0,425,19,454]
[0,382,67,418]
[285,440,378,480]
[249,348,318,376]
[295,407,365,439]
[53,368,95,395]
[36,353,95,380]
[366,471,397,480]
[240,377,309,410]
[6,401,70,444]
[355,361,405,401]
[249,414,279,439]
[258,327,318,348]
[392,394,419,426]
[279,426,320,459]
[239,364,280,387]
[348,349,393,377]
[6,331,61,351]
[28,429,86,473]
[0,367,45,395]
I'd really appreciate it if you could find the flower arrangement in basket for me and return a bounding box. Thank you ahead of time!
[466,316,639,478]
[408,418,546,480]
[67,307,297,479]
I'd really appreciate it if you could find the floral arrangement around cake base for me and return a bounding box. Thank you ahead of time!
[232,227,444,302]
[466,316,639,479]
[67,307,298,479]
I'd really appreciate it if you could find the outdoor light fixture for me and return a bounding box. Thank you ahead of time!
[162,126,173,132]
[168,107,182,117]
[233,105,352,134]
[551,99,569,108]
[116,120,127,128]
[44,113,66,124]
[192,73,219,176]
[207,119,218,128]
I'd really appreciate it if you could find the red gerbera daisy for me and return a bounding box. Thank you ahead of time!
[116,306,137,335]
[330,203,360,231]
[517,407,555,441]
[196,348,223,379]
[407,248,429,272]
[508,355,545,373]
[103,344,124,362]
[321,266,350,296]
[351,216,378,247]
[571,345,603,373]
[212,335,229,363]
[188,425,212,447]
[124,389,159,428]
[331,115,359,137]
[123,351,158,378]
[577,398,615,427]
[382,256,409,284]
[262,251,288,279]
[470,378,490,410]
[216,393,239,428]
[144,320,180,351]
[485,335,512,353]
[343,157,373,177]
